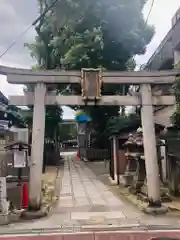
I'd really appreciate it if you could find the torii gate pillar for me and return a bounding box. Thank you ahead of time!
[29,83,46,210]
[140,84,161,209]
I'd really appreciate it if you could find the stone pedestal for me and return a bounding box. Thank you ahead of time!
[119,173,135,187]
[130,156,146,194]
[119,154,137,187]
[143,205,168,215]
[139,177,171,203]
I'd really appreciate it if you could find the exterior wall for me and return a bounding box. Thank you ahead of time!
[150,10,180,128]
[146,7,180,70]
[172,8,180,27]
[10,127,29,143]
[147,39,173,70]
[172,9,180,49]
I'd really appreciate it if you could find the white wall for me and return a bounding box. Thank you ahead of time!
[10,127,28,143]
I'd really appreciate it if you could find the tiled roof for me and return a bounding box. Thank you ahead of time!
[0,91,8,105]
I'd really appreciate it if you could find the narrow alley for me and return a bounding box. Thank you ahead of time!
[3,156,180,232]
[56,158,143,225]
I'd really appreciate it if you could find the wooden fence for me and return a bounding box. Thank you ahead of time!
[86,148,110,161]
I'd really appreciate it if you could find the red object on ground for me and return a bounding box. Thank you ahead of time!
[77,150,80,160]
[22,183,28,209]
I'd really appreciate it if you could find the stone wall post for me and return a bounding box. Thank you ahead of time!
[0,177,7,214]
[113,136,118,183]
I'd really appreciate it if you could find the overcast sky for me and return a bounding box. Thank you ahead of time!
[0,0,180,119]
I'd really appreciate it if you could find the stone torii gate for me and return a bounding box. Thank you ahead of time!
[0,66,179,211]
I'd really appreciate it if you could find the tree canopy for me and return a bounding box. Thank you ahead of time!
[26,0,154,147]
[22,83,63,142]
[59,123,78,141]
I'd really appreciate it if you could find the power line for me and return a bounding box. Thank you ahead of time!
[0,0,60,59]
[0,0,156,60]
[134,0,156,71]
[145,0,155,24]
[0,25,33,59]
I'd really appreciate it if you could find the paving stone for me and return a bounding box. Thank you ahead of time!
[71,211,125,221]
[58,159,128,218]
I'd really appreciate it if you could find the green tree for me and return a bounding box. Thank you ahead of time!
[59,123,77,141]
[24,6,64,143]
[26,0,154,147]
[22,79,63,142]
[21,104,62,142]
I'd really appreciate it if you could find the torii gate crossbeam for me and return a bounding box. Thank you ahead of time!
[0,65,179,84]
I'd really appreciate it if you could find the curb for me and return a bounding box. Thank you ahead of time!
[20,210,47,220]
[164,204,180,213]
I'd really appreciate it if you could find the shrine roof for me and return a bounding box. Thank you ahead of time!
[4,141,30,150]
[109,117,164,138]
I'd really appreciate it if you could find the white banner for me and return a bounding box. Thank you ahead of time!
[14,151,26,168]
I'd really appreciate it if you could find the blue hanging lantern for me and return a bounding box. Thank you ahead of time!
[75,111,91,123]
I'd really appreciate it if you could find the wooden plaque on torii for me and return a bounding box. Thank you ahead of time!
[81,68,102,101]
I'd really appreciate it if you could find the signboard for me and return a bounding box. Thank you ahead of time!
[14,151,26,168]
[78,124,86,135]
[81,68,102,99]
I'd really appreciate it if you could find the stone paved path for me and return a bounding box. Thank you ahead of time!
[4,156,180,231]
[56,158,143,225]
